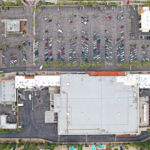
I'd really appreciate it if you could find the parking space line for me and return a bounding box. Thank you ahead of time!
[130,65,132,70]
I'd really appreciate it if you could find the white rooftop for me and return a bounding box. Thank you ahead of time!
[55,74,139,135]
[141,7,150,32]
[139,74,150,88]
[15,76,60,89]
[6,20,20,32]
[0,115,17,129]
[0,79,16,102]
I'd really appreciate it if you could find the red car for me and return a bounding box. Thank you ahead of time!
[117,49,121,52]
[70,21,73,23]
[120,26,124,28]
[108,16,112,19]
[24,0,28,4]
[48,47,52,50]
[61,52,65,55]
[81,36,85,38]
[14,58,17,60]
[118,61,121,63]
[45,30,48,33]
[121,39,125,42]
[142,46,145,49]
[127,0,129,4]
[61,49,64,51]
[57,54,60,56]
[97,45,100,48]
[130,48,134,51]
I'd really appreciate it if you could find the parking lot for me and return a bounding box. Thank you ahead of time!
[0,104,17,123]
[34,5,150,71]
[0,6,33,68]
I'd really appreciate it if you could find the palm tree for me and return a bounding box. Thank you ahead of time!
[80,62,85,68]
[85,63,91,67]
[60,61,65,67]
[117,63,121,67]
[73,61,78,66]
[92,61,97,66]
[48,61,53,66]
[32,21,37,27]
[98,61,103,67]
[54,62,59,66]
[123,62,128,68]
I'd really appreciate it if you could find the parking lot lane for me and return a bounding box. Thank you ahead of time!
[27,6,33,64]
[87,135,115,142]
[60,135,86,142]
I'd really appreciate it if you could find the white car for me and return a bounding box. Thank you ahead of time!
[44,18,48,21]
[46,25,49,28]
[58,29,63,33]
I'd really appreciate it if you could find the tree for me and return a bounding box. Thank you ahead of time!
[117,63,121,66]
[92,61,97,66]
[43,62,48,67]
[60,61,65,67]
[147,45,149,47]
[42,143,49,150]
[80,62,85,68]
[54,62,60,66]
[49,143,56,150]
[30,143,37,150]
[24,142,30,150]
[32,21,37,27]
[0,142,8,149]
[48,61,53,66]
[123,62,128,68]
[1,42,6,50]
[18,128,22,132]
[88,0,92,5]
[66,62,72,67]
[0,129,9,134]
[17,142,23,148]
[35,37,39,43]
[32,6,37,12]
[73,61,78,66]
[85,63,91,67]
[57,0,66,5]
[98,61,103,67]
[145,0,150,5]
[134,44,137,47]
[8,142,16,149]
[5,0,12,6]
[74,36,77,39]
[15,0,22,4]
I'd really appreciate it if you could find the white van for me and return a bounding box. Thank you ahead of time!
[40,65,43,70]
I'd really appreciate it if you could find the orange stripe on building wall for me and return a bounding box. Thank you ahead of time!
[25,76,35,79]
[85,71,125,76]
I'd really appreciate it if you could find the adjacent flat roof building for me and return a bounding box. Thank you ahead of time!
[140,7,150,32]
[55,74,139,135]
[15,76,60,89]
[6,20,20,32]
[0,79,16,103]
[0,115,17,129]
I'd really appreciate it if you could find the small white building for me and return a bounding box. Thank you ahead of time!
[0,115,17,129]
[140,7,150,32]
[15,76,60,89]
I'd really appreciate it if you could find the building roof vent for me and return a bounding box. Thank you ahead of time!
[67,82,70,86]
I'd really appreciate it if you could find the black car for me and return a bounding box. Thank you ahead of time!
[38,93,40,98]
[28,42,30,46]
[49,19,52,22]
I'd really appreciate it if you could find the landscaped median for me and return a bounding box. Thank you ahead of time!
[42,61,104,68]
